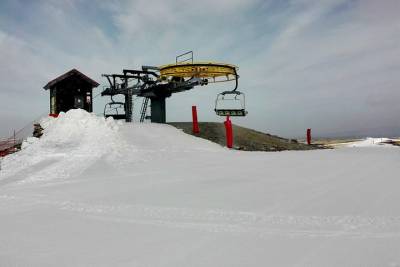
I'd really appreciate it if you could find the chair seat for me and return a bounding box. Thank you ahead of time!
[105,114,126,120]
[215,109,247,116]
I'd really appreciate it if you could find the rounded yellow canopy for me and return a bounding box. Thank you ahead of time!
[158,62,238,83]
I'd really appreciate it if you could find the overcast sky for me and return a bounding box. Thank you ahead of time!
[0,0,399,138]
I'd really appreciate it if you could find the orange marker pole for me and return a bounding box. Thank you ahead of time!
[307,128,312,145]
[224,116,233,148]
[192,106,200,134]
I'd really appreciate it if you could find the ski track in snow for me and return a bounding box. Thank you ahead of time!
[1,194,400,239]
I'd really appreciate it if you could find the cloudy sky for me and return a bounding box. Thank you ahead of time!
[0,0,399,138]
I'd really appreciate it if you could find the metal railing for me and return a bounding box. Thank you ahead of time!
[176,51,193,64]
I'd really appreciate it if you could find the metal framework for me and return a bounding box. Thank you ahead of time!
[101,52,243,123]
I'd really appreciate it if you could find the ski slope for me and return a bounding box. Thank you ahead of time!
[1,110,400,266]
[335,137,394,148]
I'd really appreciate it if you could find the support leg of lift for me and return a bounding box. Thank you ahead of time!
[150,96,166,123]
[125,88,133,122]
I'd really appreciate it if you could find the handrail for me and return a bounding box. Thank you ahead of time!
[176,51,193,64]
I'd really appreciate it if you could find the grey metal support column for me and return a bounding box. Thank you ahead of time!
[125,88,133,122]
[150,96,166,123]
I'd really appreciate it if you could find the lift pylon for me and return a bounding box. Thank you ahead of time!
[101,51,246,123]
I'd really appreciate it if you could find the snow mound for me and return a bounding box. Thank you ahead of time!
[38,109,120,149]
[0,109,123,183]
[344,137,391,148]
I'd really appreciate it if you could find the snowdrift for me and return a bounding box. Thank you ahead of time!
[0,110,123,183]
[0,109,221,184]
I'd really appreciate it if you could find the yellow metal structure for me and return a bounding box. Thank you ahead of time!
[159,62,238,83]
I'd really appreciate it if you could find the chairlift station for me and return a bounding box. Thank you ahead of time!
[43,52,247,122]
[102,51,247,123]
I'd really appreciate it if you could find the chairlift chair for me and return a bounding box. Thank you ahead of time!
[104,101,126,120]
[214,90,248,117]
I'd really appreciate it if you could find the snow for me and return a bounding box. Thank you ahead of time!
[343,137,392,148]
[1,110,124,182]
[1,110,400,266]
[21,136,39,149]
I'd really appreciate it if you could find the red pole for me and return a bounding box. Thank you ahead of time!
[192,106,199,134]
[224,116,233,148]
[307,128,311,145]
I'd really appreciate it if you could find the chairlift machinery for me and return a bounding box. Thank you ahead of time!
[101,51,248,123]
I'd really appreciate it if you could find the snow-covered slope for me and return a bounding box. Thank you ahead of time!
[343,137,392,147]
[1,110,400,266]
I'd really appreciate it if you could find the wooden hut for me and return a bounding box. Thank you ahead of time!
[43,69,99,115]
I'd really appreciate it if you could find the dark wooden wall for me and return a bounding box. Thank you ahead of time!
[49,75,93,114]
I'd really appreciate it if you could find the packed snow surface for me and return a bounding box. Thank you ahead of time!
[1,110,400,266]
[343,137,392,147]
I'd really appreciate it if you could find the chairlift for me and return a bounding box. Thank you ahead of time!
[214,90,248,117]
[104,101,126,120]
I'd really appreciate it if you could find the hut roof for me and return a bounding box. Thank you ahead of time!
[43,69,100,90]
